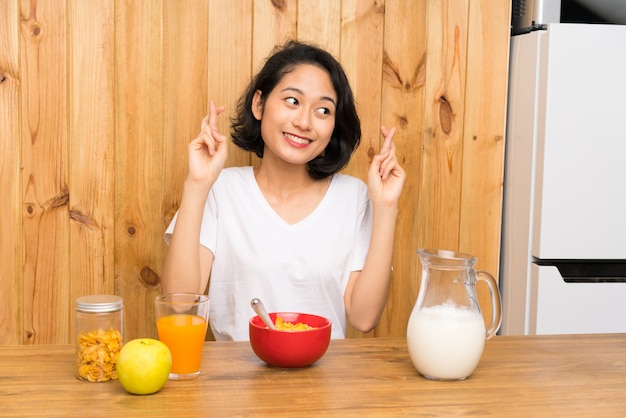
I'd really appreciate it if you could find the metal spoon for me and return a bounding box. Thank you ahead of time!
[250,298,276,330]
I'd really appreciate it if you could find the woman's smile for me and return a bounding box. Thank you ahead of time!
[284,132,312,147]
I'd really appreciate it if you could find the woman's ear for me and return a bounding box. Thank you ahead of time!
[251,90,264,120]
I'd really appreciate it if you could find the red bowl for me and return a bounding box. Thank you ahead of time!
[249,312,332,368]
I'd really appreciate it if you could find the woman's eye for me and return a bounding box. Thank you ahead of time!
[316,107,331,116]
[285,97,298,105]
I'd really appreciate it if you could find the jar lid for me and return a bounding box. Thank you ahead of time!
[76,295,123,313]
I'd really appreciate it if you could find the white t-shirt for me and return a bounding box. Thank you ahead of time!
[165,166,372,340]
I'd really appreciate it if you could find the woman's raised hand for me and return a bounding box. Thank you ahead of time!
[187,100,228,184]
[367,126,406,206]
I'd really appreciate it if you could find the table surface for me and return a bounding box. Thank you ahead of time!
[2,334,626,417]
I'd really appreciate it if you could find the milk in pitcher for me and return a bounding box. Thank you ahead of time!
[407,303,486,380]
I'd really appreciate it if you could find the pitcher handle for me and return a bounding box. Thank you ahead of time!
[477,271,502,339]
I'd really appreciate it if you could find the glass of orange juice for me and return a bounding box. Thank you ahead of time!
[154,293,209,380]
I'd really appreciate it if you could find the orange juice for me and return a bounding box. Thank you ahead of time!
[156,314,207,374]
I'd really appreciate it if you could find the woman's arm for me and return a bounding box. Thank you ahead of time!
[162,101,227,294]
[162,181,215,294]
[344,127,406,332]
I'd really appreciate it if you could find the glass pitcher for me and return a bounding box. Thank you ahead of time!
[407,249,502,381]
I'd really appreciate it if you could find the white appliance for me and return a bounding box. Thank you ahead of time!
[500,0,626,335]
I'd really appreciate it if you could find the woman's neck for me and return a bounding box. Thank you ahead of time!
[254,162,316,196]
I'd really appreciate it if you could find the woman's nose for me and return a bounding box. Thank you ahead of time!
[293,109,311,130]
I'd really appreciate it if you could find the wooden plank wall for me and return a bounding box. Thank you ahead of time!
[0,0,511,344]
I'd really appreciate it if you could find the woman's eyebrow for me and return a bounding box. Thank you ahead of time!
[280,87,337,107]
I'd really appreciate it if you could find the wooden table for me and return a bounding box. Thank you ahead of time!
[2,335,626,417]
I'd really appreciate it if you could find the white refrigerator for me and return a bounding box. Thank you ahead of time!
[500,22,626,335]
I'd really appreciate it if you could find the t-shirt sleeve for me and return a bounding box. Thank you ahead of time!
[163,188,218,254]
[350,183,373,272]
[164,212,178,246]
[198,190,218,253]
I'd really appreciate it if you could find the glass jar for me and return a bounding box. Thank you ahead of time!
[75,294,124,382]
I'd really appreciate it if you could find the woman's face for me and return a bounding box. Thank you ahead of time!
[252,64,337,167]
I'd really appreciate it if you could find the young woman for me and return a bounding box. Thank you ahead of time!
[162,40,405,340]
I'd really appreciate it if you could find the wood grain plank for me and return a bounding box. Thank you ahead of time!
[460,0,510,327]
[418,0,468,253]
[377,0,428,338]
[340,0,387,338]
[460,0,510,275]
[0,0,22,345]
[340,0,385,182]
[19,0,71,344]
[252,0,297,71]
[296,0,341,56]
[114,0,165,341]
[67,0,116,343]
[208,0,253,169]
[162,0,209,233]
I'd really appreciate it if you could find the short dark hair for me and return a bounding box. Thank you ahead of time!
[230,40,361,179]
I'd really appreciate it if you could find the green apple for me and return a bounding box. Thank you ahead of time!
[117,338,172,395]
